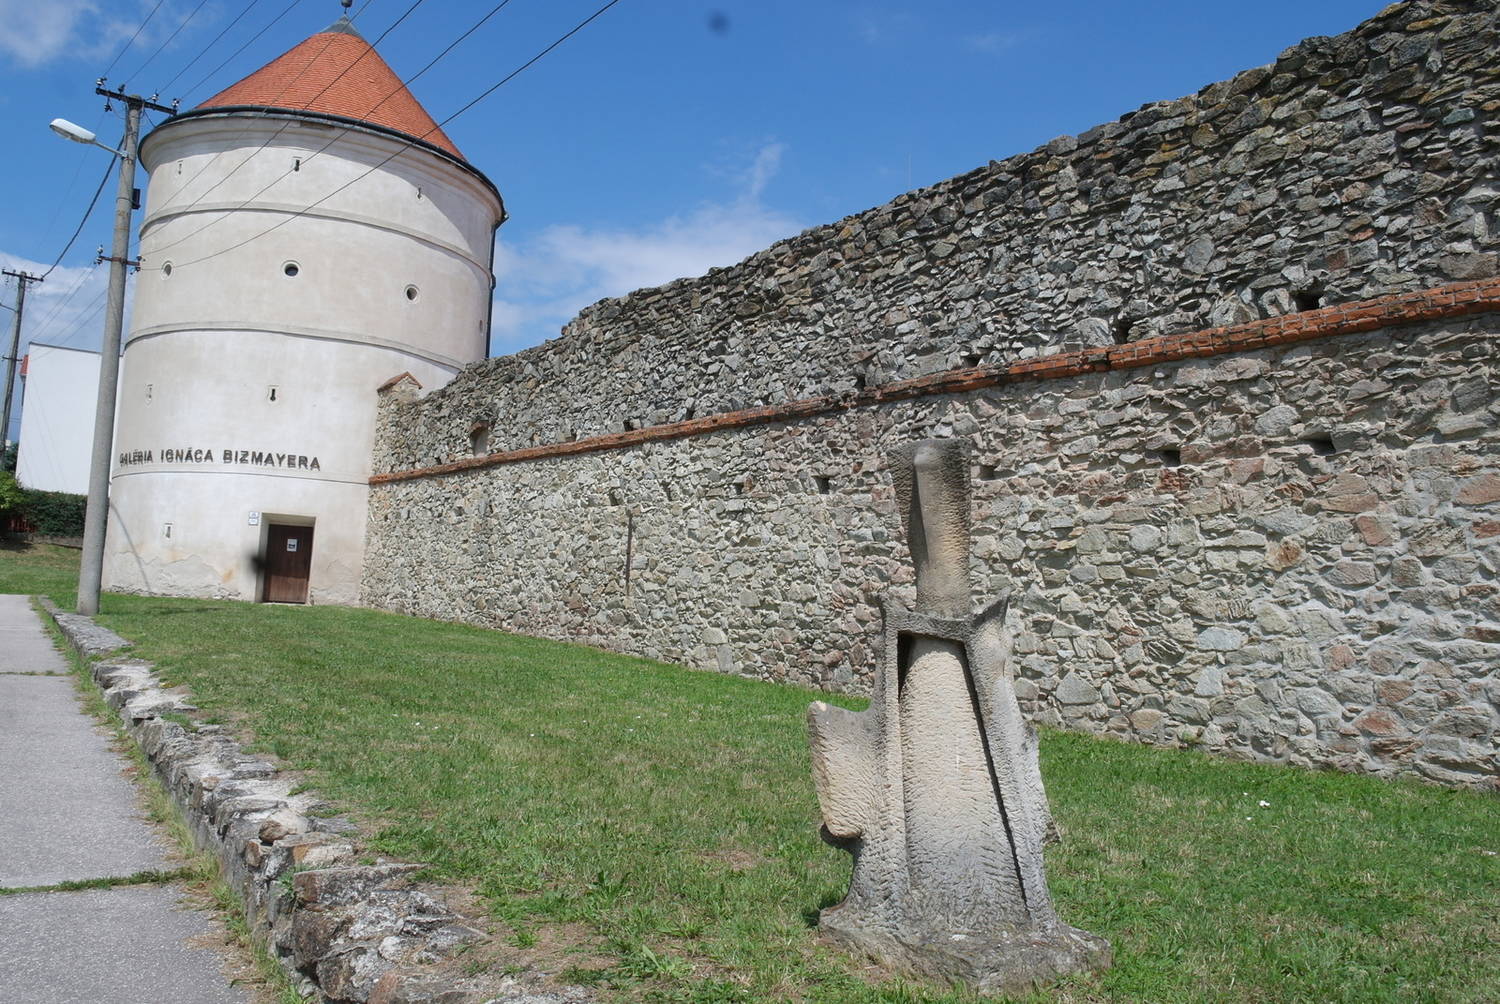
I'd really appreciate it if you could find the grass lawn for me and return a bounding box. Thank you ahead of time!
[6,541,1497,1002]
[0,539,79,606]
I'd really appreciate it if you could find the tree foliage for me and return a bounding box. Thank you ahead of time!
[0,471,25,515]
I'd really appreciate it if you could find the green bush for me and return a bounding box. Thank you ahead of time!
[23,488,87,536]
[0,471,87,536]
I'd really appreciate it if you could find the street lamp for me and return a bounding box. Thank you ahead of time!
[51,108,137,616]
[48,118,126,156]
[51,86,172,615]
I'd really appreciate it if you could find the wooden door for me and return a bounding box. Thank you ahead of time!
[263,524,313,603]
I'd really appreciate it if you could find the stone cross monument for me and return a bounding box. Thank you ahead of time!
[807,438,1110,993]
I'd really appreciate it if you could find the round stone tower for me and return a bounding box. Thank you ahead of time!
[104,16,504,604]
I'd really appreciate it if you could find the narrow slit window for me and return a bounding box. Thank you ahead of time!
[1293,289,1323,311]
[469,423,491,456]
[1304,435,1337,456]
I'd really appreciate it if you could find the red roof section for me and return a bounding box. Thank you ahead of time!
[198,19,464,160]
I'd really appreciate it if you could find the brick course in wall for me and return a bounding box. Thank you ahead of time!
[365,310,1500,788]
[372,277,1500,485]
[363,1,1499,788]
[375,0,1500,473]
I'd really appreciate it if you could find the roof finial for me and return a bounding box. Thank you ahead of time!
[325,2,364,37]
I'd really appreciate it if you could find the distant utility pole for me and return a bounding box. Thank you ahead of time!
[74,83,175,616]
[0,269,42,449]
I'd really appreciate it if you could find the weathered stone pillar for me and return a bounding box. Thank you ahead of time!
[807,438,1110,993]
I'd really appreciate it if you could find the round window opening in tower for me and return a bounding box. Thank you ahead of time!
[283,261,301,278]
[405,285,420,301]
[161,262,173,278]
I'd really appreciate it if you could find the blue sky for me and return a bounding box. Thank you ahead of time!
[0,0,1386,440]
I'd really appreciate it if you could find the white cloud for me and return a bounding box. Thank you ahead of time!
[0,248,124,443]
[489,143,803,354]
[852,9,920,46]
[0,0,99,68]
[0,250,122,354]
[965,30,1024,54]
[0,0,193,71]
[741,142,784,201]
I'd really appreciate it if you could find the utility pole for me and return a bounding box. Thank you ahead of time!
[0,269,42,453]
[75,84,175,616]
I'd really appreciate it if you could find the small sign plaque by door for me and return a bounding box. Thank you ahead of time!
[287,538,298,552]
[248,511,261,526]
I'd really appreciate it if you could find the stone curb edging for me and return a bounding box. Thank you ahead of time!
[38,598,582,1004]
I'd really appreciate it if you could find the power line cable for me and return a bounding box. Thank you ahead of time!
[29,264,102,343]
[147,0,433,259]
[164,0,625,272]
[181,0,303,98]
[41,153,118,281]
[143,4,458,261]
[30,270,100,345]
[394,0,516,91]
[439,0,622,133]
[157,0,264,96]
[123,0,215,90]
[50,287,110,349]
[38,108,114,240]
[101,0,169,79]
[152,0,387,235]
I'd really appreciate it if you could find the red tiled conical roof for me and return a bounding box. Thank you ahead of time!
[199,17,464,160]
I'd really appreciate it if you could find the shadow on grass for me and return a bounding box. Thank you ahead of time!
[106,603,229,617]
[0,536,76,554]
[803,888,845,928]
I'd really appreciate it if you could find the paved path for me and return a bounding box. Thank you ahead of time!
[0,593,250,1003]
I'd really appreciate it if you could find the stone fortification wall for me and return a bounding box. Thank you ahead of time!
[377,0,1499,471]
[363,1,1500,787]
[365,288,1500,788]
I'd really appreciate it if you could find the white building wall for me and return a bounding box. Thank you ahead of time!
[16,343,101,495]
[103,112,502,604]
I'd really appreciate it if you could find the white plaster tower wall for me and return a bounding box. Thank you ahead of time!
[102,19,504,604]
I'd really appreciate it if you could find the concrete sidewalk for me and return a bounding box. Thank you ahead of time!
[0,593,251,1003]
